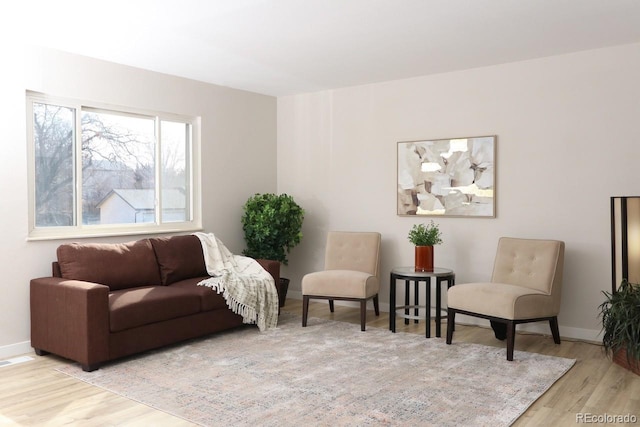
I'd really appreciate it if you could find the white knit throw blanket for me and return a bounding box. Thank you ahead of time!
[194,232,279,331]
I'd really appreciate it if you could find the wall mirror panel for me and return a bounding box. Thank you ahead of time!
[611,196,640,292]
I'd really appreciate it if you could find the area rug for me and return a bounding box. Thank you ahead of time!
[57,313,575,426]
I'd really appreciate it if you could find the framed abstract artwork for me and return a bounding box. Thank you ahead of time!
[397,135,496,217]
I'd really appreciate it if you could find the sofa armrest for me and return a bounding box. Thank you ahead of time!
[256,259,280,283]
[30,277,110,370]
[255,259,282,303]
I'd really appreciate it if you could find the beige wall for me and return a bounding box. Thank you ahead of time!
[277,42,640,340]
[0,45,277,358]
[3,42,638,356]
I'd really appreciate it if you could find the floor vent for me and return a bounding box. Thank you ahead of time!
[0,356,34,368]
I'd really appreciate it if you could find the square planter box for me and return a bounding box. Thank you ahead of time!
[279,277,290,308]
[613,347,640,376]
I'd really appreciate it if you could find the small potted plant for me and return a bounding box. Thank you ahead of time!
[598,279,640,375]
[408,220,443,272]
[241,193,305,306]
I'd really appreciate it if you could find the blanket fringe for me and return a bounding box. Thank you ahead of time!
[194,232,278,331]
[199,277,270,330]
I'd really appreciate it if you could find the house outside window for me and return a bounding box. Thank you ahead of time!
[26,92,201,240]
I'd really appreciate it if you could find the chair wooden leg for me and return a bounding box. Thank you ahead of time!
[302,295,310,327]
[360,300,367,331]
[549,316,561,344]
[373,294,380,316]
[506,320,516,361]
[329,299,335,312]
[446,308,455,344]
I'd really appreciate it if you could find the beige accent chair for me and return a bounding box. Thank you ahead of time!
[446,237,565,360]
[302,231,381,331]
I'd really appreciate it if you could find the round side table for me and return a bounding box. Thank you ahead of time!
[389,267,455,338]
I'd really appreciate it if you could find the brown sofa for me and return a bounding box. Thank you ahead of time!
[30,235,280,371]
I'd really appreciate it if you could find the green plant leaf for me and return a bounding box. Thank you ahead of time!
[407,220,443,246]
[599,279,640,363]
[241,193,305,265]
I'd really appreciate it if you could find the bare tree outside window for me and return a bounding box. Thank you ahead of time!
[81,110,155,225]
[161,120,189,222]
[29,94,195,237]
[33,103,74,227]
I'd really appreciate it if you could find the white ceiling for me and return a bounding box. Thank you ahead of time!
[12,0,640,96]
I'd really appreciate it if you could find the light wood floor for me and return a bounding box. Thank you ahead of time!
[2,299,639,426]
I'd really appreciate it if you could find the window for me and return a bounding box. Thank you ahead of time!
[27,92,201,239]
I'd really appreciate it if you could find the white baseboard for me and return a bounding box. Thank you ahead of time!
[286,292,602,343]
[0,341,32,360]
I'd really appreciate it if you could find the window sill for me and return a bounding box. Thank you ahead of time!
[27,223,203,242]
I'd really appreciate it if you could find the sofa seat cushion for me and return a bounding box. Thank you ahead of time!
[447,281,553,320]
[169,277,228,311]
[57,240,161,290]
[109,286,201,332]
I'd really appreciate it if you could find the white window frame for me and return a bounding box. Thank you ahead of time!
[26,91,202,240]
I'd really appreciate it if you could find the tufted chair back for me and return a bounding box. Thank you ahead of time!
[492,237,564,294]
[324,231,381,276]
[490,237,565,317]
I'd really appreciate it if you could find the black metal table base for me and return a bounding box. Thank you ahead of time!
[389,268,455,338]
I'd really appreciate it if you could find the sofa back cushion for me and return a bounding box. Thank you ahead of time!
[57,240,161,290]
[149,235,208,285]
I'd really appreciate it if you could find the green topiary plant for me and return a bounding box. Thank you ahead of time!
[407,220,443,246]
[599,279,640,373]
[241,193,304,265]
